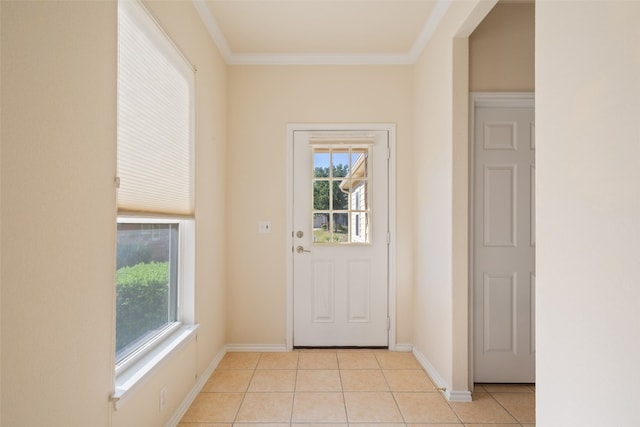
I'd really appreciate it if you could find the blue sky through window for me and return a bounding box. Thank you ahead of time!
[313,151,350,172]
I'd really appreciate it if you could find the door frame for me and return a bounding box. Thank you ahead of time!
[286,123,397,350]
[468,92,535,386]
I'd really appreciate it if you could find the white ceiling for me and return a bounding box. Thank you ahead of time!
[192,0,452,65]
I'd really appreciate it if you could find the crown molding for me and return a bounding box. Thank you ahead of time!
[192,0,451,65]
[408,0,452,62]
[227,52,415,66]
[192,0,231,60]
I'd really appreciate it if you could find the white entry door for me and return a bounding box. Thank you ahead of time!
[473,96,535,382]
[292,129,389,347]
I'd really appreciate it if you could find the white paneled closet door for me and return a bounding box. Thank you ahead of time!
[473,97,535,383]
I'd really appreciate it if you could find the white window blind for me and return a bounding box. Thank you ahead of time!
[117,0,194,216]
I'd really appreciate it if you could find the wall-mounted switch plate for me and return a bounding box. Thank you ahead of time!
[258,221,272,233]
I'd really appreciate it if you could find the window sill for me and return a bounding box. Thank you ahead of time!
[112,323,199,410]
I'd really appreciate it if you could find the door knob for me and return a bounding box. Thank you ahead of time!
[296,245,311,254]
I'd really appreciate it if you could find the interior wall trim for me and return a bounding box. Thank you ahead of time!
[166,346,227,427]
[225,344,289,352]
[412,347,472,403]
[393,343,414,352]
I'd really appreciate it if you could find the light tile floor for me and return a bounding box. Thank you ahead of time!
[179,349,535,427]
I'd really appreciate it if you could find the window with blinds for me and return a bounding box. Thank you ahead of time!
[115,0,195,373]
[117,0,194,217]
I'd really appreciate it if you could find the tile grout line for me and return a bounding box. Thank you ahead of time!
[233,352,261,425]
[438,388,465,426]
[290,352,299,425]
[336,352,348,425]
[376,354,408,426]
[485,387,533,427]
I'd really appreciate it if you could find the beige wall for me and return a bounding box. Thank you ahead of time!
[0,0,3,407]
[412,0,496,396]
[0,1,227,426]
[536,1,640,425]
[1,2,117,425]
[469,1,535,92]
[226,65,414,346]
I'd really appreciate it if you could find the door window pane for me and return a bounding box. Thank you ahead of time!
[332,149,350,178]
[351,149,369,179]
[351,212,369,243]
[333,181,349,210]
[311,145,371,244]
[332,213,349,243]
[313,150,330,177]
[313,180,330,210]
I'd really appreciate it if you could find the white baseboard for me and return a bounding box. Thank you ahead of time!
[391,343,414,352]
[445,389,472,402]
[412,347,448,390]
[412,347,472,402]
[165,346,227,427]
[225,343,289,352]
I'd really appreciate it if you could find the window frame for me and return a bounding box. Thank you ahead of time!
[114,0,196,405]
[113,217,195,404]
[114,217,194,376]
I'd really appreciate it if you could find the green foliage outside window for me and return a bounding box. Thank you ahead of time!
[313,164,349,210]
[116,261,169,355]
[313,164,350,243]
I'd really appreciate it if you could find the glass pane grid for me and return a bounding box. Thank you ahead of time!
[311,145,371,245]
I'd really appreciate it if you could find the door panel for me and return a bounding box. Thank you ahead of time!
[484,165,516,247]
[483,273,516,353]
[474,103,535,382]
[347,260,371,322]
[311,260,334,322]
[293,130,388,347]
